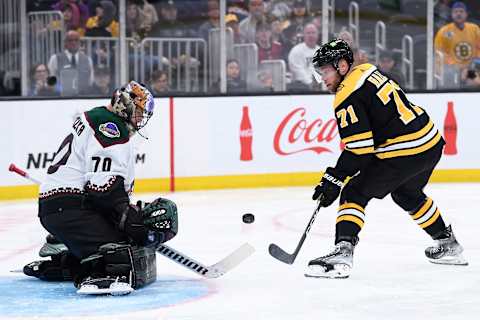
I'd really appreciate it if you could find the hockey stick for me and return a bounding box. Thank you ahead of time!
[268,198,323,264]
[156,243,255,278]
[9,163,42,184]
[8,163,255,278]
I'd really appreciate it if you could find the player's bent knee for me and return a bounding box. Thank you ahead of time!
[391,192,426,212]
[339,184,368,207]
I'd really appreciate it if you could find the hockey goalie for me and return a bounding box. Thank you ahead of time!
[23,81,178,295]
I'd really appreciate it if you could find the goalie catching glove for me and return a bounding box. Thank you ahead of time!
[141,197,178,243]
[312,167,344,207]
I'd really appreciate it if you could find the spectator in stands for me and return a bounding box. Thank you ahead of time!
[47,2,84,34]
[270,16,289,58]
[126,1,145,39]
[267,0,292,21]
[434,1,480,87]
[53,0,89,29]
[226,13,242,44]
[255,69,274,92]
[29,63,61,96]
[210,59,247,93]
[227,0,249,21]
[85,0,119,37]
[256,22,283,62]
[149,0,194,38]
[288,23,319,90]
[377,50,406,87]
[198,0,220,42]
[150,70,171,95]
[239,0,266,43]
[138,0,159,34]
[337,29,369,67]
[283,0,309,53]
[48,30,94,95]
[84,67,113,95]
[461,68,480,88]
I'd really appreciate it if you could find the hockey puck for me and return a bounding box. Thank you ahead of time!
[242,213,255,224]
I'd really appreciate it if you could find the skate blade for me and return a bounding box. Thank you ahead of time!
[428,253,468,266]
[304,264,350,279]
[77,283,134,296]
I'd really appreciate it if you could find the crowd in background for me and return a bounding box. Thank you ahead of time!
[0,0,479,97]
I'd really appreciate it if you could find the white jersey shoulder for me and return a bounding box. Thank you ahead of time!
[40,107,135,196]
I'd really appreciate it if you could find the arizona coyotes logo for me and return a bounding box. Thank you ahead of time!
[273,107,338,155]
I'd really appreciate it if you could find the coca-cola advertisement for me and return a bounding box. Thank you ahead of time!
[273,107,339,156]
[443,101,458,155]
[240,106,253,161]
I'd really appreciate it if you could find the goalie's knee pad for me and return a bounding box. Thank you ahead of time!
[80,243,156,289]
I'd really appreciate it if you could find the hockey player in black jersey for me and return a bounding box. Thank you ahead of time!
[306,39,467,279]
[23,81,179,295]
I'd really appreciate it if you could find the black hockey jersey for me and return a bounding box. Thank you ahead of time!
[332,63,444,178]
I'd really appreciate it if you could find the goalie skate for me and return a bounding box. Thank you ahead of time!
[425,226,468,266]
[305,241,354,279]
[77,276,134,296]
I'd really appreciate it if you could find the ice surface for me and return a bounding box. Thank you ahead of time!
[0,184,479,320]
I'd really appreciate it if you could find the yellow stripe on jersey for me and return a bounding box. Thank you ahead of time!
[376,131,442,159]
[377,121,434,148]
[342,131,375,155]
[334,64,377,109]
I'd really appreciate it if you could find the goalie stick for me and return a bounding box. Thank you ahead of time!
[157,243,255,278]
[8,163,255,278]
[269,198,322,264]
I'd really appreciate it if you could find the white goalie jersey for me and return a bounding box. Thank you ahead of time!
[40,106,135,198]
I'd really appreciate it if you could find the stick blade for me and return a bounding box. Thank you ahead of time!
[268,243,295,264]
[205,243,255,278]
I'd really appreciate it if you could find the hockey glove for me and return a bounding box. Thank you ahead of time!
[312,167,344,207]
[141,197,178,243]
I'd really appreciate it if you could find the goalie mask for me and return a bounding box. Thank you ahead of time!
[312,39,354,83]
[111,81,154,134]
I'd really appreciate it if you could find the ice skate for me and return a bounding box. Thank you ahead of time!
[425,226,468,266]
[305,241,354,279]
[76,275,134,296]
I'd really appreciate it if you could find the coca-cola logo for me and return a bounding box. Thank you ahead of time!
[274,107,338,155]
[240,129,253,137]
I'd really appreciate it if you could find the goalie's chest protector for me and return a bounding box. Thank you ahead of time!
[40,107,135,195]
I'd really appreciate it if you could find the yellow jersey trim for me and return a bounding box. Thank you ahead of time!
[378,121,434,148]
[334,64,377,109]
[375,131,442,159]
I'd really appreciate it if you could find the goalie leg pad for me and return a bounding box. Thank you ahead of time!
[79,243,156,289]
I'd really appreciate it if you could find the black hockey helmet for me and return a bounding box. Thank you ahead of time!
[312,38,354,70]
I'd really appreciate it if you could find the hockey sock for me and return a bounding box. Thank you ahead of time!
[335,202,365,245]
[409,197,447,238]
